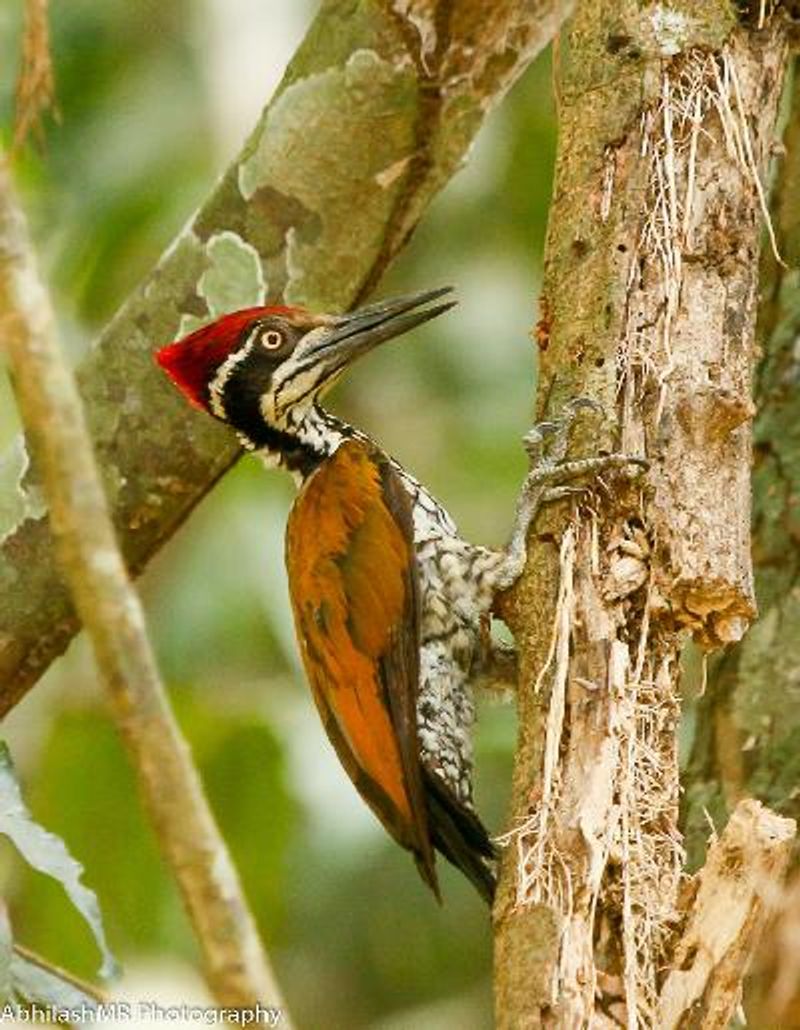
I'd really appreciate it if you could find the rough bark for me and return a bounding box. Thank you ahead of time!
[494,4,792,1027]
[682,58,800,1025]
[13,0,56,151]
[684,64,800,858]
[0,156,291,1016]
[0,0,572,714]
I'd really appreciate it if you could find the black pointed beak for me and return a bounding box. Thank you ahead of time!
[307,286,456,376]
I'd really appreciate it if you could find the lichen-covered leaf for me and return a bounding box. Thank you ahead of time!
[0,744,118,980]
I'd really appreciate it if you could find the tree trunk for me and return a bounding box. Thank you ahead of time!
[0,0,572,714]
[684,57,800,1026]
[494,4,795,1027]
[684,62,800,859]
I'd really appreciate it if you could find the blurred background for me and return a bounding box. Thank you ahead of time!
[0,2,556,1026]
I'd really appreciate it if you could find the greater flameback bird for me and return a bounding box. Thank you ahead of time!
[156,287,641,903]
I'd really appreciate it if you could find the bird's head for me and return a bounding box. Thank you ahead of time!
[155,287,455,447]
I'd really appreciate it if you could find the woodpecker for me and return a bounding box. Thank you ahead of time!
[156,287,641,903]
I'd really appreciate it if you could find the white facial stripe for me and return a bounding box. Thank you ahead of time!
[270,358,327,426]
[273,365,325,417]
[209,321,337,431]
[292,325,331,360]
[259,390,277,425]
[272,325,332,404]
[207,331,260,420]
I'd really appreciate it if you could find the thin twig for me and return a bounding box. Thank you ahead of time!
[0,155,291,1021]
[11,944,109,1004]
[13,0,58,152]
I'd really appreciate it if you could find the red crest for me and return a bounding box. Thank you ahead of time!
[155,306,297,410]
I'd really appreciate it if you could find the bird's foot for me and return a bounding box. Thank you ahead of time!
[522,396,603,466]
[500,398,647,587]
[521,397,647,492]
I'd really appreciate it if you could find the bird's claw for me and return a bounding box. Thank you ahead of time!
[521,396,648,491]
[562,396,604,419]
[522,422,559,460]
[522,395,605,465]
[503,399,647,590]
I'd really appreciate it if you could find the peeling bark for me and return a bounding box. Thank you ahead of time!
[494,4,790,1027]
[658,800,794,1030]
[0,0,573,714]
[684,64,800,859]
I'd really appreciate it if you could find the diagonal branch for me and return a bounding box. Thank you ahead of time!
[0,0,573,716]
[0,155,291,1017]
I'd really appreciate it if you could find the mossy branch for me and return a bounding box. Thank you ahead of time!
[0,0,573,715]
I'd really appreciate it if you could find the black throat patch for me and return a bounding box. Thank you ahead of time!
[219,364,324,477]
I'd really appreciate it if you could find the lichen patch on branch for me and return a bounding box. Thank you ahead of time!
[237,49,417,311]
[0,437,46,546]
[182,231,267,336]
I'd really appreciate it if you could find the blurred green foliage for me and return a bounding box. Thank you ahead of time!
[0,2,556,1026]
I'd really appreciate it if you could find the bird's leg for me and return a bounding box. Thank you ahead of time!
[469,400,646,691]
[496,398,647,591]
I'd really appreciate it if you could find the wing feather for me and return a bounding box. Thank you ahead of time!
[285,439,437,892]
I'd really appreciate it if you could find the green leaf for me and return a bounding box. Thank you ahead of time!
[0,743,118,980]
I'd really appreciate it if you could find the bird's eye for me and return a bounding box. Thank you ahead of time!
[261,329,283,350]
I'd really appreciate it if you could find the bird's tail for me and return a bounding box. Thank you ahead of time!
[422,766,497,905]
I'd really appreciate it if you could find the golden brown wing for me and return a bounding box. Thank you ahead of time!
[285,438,437,895]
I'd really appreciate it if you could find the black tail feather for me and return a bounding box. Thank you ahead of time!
[422,767,496,905]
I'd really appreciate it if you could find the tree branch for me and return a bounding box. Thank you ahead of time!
[13,0,57,151]
[494,3,790,1026]
[0,0,573,715]
[0,156,291,1017]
